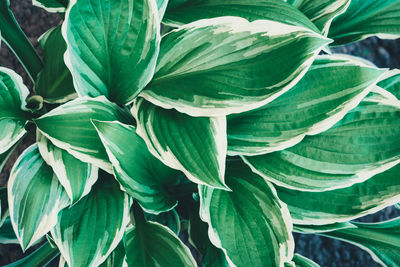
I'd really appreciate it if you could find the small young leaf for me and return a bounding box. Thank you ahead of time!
[35,25,76,104]
[199,160,294,266]
[34,96,134,173]
[244,91,400,191]
[62,0,160,105]
[133,98,228,190]
[8,144,70,250]
[93,120,180,214]
[141,16,330,117]
[329,0,400,45]
[51,171,130,267]
[37,133,99,204]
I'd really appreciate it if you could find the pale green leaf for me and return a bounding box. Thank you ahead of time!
[141,16,330,117]
[37,133,99,204]
[228,55,385,156]
[244,92,400,191]
[62,0,160,105]
[294,222,355,234]
[34,96,134,173]
[276,162,400,225]
[35,25,76,104]
[8,144,69,250]
[0,67,31,154]
[199,160,294,266]
[156,0,168,19]
[287,0,350,35]
[124,206,196,267]
[51,171,130,267]
[92,120,180,214]
[378,69,400,100]
[288,253,320,267]
[329,0,400,45]
[32,0,67,12]
[320,218,400,267]
[164,0,319,32]
[133,98,228,190]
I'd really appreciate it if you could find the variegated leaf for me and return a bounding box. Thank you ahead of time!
[199,160,294,266]
[378,69,400,99]
[51,171,130,267]
[329,0,400,45]
[141,17,330,117]
[62,0,160,105]
[164,0,318,32]
[228,55,385,156]
[8,144,69,250]
[244,90,400,191]
[34,96,134,173]
[92,120,180,214]
[0,67,31,154]
[37,133,99,204]
[276,162,400,225]
[133,98,228,190]
[32,0,67,12]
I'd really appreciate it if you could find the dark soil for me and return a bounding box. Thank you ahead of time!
[0,1,399,266]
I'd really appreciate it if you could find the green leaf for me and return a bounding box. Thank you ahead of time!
[244,91,400,191]
[228,55,384,156]
[0,142,19,174]
[35,25,76,104]
[92,120,179,214]
[164,0,319,32]
[0,217,18,244]
[145,209,181,235]
[3,242,59,267]
[156,0,168,19]
[99,242,126,267]
[141,16,330,117]
[0,187,7,226]
[37,133,99,205]
[199,160,294,266]
[329,0,400,45]
[288,0,350,35]
[188,204,229,267]
[62,0,160,105]
[0,67,31,154]
[32,0,68,12]
[293,222,355,234]
[34,96,134,173]
[378,69,400,100]
[288,253,320,267]
[51,171,130,267]
[319,218,400,267]
[133,98,228,190]
[276,162,400,225]
[8,144,70,250]
[124,204,196,267]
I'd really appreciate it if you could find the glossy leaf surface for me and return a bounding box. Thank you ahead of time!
[244,93,400,191]
[199,161,294,266]
[51,172,129,267]
[228,55,384,156]
[93,120,179,213]
[34,96,134,172]
[8,144,69,250]
[134,98,228,189]
[37,133,98,204]
[276,163,400,225]
[141,17,329,117]
[329,0,400,44]
[62,0,160,105]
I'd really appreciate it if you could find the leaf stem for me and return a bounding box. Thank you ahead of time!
[0,0,43,82]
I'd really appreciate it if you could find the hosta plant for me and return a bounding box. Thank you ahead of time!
[1,0,400,266]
